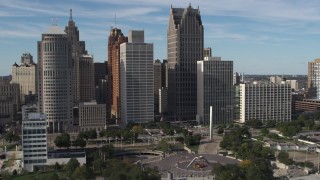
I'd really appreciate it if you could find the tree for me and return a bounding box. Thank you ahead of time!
[64,158,80,177]
[4,131,20,144]
[217,127,224,134]
[72,166,93,180]
[260,128,269,136]
[87,129,97,139]
[54,162,61,171]
[277,151,293,165]
[157,139,172,153]
[54,133,71,149]
[73,138,86,149]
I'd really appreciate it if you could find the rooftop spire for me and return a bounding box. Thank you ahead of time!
[69,9,73,21]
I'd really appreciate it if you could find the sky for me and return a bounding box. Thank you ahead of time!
[1,0,320,75]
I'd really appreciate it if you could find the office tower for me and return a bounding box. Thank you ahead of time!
[65,9,88,105]
[94,62,107,87]
[270,76,283,84]
[203,48,212,58]
[0,80,20,124]
[308,58,320,99]
[79,54,95,102]
[94,62,108,105]
[120,30,154,127]
[167,4,204,121]
[159,87,168,114]
[78,101,106,131]
[38,24,73,133]
[239,81,292,123]
[161,60,168,88]
[21,104,37,121]
[0,80,20,111]
[233,72,241,85]
[108,28,128,123]
[154,59,162,114]
[197,57,233,125]
[22,113,47,172]
[11,53,37,104]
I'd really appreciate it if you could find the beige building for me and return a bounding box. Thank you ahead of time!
[79,101,106,131]
[38,25,73,133]
[308,58,320,99]
[79,54,95,102]
[11,53,37,104]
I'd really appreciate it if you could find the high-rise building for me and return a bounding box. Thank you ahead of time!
[38,25,73,133]
[203,48,212,58]
[233,72,241,85]
[159,87,168,114]
[308,58,320,99]
[94,62,108,106]
[65,9,88,105]
[11,53,37,104]
[94,62,107,87]
[167,4,204,121]
[79,54,95,102]
[239,82,292,123]
[120,30,154,127]
[154,59,162,114]
[108,28,128,124]
[161,60,168,88]
[0,79,20,111]
[197,57,233,125]
[22,113,47,172]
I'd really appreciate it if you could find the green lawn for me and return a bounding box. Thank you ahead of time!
[12,171,58,180]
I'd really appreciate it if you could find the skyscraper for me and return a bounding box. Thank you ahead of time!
[120,30,154,127]
[79,54,95,102]
[197,57,233,125]
[38,24,73,133]
[308,58,320,99]
[11,53,37,104]
[167,4,204,121]
[65,9,87,105]
[154,59,162,114]
[108,28,128,124]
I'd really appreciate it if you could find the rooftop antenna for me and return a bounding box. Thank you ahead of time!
[69,9,73,21]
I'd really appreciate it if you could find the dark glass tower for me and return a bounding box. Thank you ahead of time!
[167,4,204,121]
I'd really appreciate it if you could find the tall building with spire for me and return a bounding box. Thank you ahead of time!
[65,9,94,105]
[38,24,73,133]
[167,4,204,121]
[107,28,127,124]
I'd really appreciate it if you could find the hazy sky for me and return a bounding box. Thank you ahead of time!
[1,0,320,75]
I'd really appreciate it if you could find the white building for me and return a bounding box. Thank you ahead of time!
[38,25,73,133]
[120,30,154,127]
[239,81,291,123]
[22,113,47,172]
[79,101,106,131]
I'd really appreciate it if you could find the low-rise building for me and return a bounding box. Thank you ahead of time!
[79,101,106,132]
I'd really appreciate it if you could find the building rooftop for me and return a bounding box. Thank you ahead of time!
[44,25,66,35]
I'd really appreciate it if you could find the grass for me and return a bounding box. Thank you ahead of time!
[11,171,58,180]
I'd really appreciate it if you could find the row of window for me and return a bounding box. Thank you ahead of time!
[23,140,46,143]
[23,144,46,148]
[24,154,46,158]
[24,159,46,164]
[24,149,46,153]
[23,129,46,135]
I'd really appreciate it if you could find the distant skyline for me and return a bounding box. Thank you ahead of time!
[1,0,320,75]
